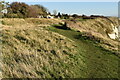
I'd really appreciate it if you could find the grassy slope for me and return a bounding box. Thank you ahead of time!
[1,18,119,78]
[46,25,119,78]
[2,27,83,78]
[65,18,119,53]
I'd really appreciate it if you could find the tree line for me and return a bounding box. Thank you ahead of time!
[0,1,105,19]
[0,1,48,18]
[0,1,72,19]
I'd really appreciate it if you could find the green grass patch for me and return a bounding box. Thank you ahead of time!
[46,25,119,78]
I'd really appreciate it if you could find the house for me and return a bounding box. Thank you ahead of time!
[37,15,44,18]
[1,9,7,14]
[47,15,54,19]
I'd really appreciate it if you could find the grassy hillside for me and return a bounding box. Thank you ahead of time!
[1,18,119,78]
[47,24,119,78]
[65,17,119,54]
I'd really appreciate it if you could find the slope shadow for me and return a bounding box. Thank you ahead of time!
[52,23,71,30]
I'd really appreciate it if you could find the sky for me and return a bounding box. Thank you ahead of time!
[4,0,120,2]
[4,0,119,16]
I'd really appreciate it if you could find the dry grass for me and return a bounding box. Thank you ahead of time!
[66,17,119,53]
[1,18,62,30]
[1,26,79,78]
[1,18,119,78]
[1,18,83,78]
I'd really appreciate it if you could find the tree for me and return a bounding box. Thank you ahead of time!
[57,12,61,18]
[6,2,30,18]
[28,5,39,18]
[0,1,9,11]
[61,14,69,19]
[53,10,57,16]
[48,12,51,15]
[29,5,48,17]
[0,1,9,17]
[4,2,49,18]
[72,14,78,18]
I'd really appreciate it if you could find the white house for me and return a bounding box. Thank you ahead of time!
[47,15,54,19]
[37,15,44,18]
[1,9,7,14]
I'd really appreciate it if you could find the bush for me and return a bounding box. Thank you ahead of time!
[52,22,71,30]
[5,13,18,18]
